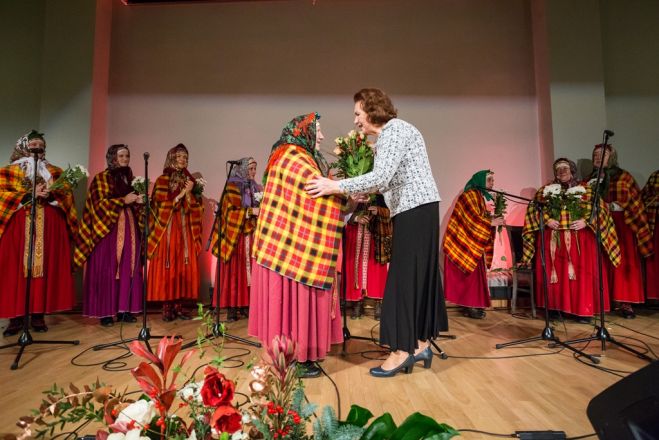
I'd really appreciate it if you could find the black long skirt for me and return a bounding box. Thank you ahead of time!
[379,201,448,353]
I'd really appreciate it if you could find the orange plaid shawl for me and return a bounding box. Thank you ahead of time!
[442,188,494,274]
[0,163,78,240]
[642,170,659,236]
[74,170,144,268]
[147,173,203,259]
[604,170,653,257]
[253,145,344,290]
[521,184,621,267]
[210,182,256,262]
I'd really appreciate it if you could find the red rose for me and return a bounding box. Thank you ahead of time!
[211,404,242,434]
[201,366,235,407]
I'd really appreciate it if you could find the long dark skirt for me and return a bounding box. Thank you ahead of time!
[379,201,448,353]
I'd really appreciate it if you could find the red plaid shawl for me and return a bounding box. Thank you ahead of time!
[74,170,144,268]
[253,145,344,290]
[442,189,494,274]
[605,170,653,257]
[0,163,78,240]
[521,184,621,267]
[147,173,203,259]
[642,170,659,236]
[210,182,256,262]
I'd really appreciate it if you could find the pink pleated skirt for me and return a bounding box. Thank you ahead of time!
[248,262,343,362]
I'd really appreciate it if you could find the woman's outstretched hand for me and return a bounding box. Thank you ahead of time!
[306,176,341,198]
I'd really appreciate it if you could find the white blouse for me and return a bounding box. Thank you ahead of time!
[338,118,440,217]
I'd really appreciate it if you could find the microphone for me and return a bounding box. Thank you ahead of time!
[604,129,614,137]
[227,160,241,165]
[143,152,150,160]
[28,147,45,155]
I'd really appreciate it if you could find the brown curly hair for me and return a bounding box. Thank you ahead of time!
[353,88,398,126]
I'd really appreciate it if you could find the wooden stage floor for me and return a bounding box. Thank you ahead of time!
[1,305,657,438]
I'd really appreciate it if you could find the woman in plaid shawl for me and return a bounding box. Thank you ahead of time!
[249,113,344,378]
[344,193,391,320]
[147,144,203,321]
[522,158,620,321]
[0,130,77,336]
[209,157,262,322]
[443,170,502,320]
[75,144,144,327]
[589,145,653,318]
[642,170,659,301]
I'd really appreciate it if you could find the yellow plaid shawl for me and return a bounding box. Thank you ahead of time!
[642,170,659,236]
[442,189,494,274]
[74,170,144,268]
[147,173,203,259]
[521,184,621,267]
[210,182,256,262]
[0,163,78,241]
[606,170,653,257]
[253,145,344,290]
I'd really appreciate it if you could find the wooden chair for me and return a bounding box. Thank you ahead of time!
[505,225,536,318]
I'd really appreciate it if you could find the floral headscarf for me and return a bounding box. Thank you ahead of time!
[552,158,579,188]
[163,143,195,193]
[264,113,329,184]
[106,144,134,197]
[11,129,47,162]
[464,170,493,201]
[228,157,262,207]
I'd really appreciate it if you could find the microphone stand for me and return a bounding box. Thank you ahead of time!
[92,152,166,353]
[491,188,600,363]
[557,133,652,362]
[0,149,79,370]
[182,161,260,350]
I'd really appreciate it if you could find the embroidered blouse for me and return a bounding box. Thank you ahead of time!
[338,118,440,217]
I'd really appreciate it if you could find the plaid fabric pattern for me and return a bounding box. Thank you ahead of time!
[521,185,621,267]
[74,170,135,268]
[210,182,256,262]
[605,170,653,257]
[442,188,494,274]
[371,205,392,264]
[0,164,78,241]
[253,145,344,290]
[147,173,203,259]
[642,170,659,235]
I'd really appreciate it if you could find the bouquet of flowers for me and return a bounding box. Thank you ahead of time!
[49,164,88,192]
[192,178,207,198]
[542,183,564,221]
[492,191,508,234]
[132,176,147,195]
[330,130,374,179]
[252,192,263,205]
[564,185,587,221]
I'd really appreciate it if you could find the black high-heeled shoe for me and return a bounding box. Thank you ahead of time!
[413,346,433,369]
[369,354,415,378]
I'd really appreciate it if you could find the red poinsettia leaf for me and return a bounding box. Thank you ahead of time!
[159,389,177,413]
[156,336,182,379]
[131,362,163,397]
[129,340,161,369]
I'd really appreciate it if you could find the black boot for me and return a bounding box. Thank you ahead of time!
[226,307,238,322]
[175,303,191,320]
[31,314,48,332]
[350,302,363,320]
[297,361,321,378]
[162,303,176,322]
[374,301,382,321]
[3,317,24,337]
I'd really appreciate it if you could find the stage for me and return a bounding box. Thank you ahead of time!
[1,305,657,438]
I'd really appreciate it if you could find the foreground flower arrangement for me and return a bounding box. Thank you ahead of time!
[8,314,457,440]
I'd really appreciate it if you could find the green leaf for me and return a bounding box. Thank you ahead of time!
[361,413,397,440]
[389,413,457,440]
[343,404,374,428]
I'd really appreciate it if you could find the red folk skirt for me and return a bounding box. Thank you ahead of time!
[534,228,610,316]
[147,210,199,302]
[608,212,644,303]
[0,205,74,318]
[213,233,251,308]
[444,254,491,309]
[343,223,387,302]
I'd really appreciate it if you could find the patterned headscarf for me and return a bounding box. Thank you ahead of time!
[264,113,329,184]
[106,144,134,197]
[11,130,47,162]
[163,143,195,193]
[228,157,262,207]
[464,170,493,201]
[552,158,579,188]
